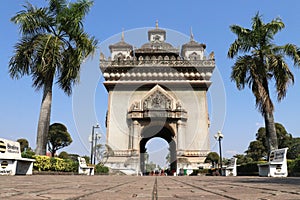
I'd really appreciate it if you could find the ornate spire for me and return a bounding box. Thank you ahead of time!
[155,20,159,29]
[190,27,194,41]
[121,28,125,42]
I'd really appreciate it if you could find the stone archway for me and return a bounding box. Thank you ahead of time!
[139,125,177,174]
[101,26,214,174]
[126,85,188,174]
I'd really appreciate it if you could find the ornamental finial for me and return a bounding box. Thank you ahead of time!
[121,28,124,41]
[190,27,194,41]
[155,20,158,29]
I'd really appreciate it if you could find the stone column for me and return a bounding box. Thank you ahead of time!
[177,120,185,151]
[132,120,140,150]
[128,124,133,149]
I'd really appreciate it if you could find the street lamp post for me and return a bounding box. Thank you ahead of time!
[93,133,102,165]
[90,124,100,164]
[214,131,224,175]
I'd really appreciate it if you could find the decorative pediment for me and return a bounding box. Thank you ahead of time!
[127,85,187,120]
[142,85,174,110]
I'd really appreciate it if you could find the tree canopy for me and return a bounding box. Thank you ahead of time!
[245,123,299,160]
[47,123,72,157]
[17,138,29,152]
[205,152,219,167]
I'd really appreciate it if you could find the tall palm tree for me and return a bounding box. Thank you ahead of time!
[228,12,299,152]
[9,0,97,155]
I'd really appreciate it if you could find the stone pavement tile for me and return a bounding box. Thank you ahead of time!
[73,176,155,200]
[160,176,300,200]
[36,188,89,200]
[157,177,230,199]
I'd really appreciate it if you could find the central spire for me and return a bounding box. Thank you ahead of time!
[155,20,159,29]
[121,28,124,42]
[190,27,194,41]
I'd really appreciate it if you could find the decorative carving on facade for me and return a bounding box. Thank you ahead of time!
[130,101,140,111]
[101,58,215,68]
[128,86,187,120]
[143,90,172,110]
[183,150,210,157]
[113,150,138,157]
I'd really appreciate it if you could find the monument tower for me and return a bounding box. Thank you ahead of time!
[100,23,215,174]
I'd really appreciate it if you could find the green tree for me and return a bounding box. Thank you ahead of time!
[48,123,72,157]
[245,140,266,161]
[246,123,294,160]
[233,154,253,165]
[205,152,219,167]
[9,0,97,155]
[288,138,300,159]
[67,153,80,162]
[17,138,29,152]
[58,151,69,159]
[145,161,156,172]
[228,12,300,153]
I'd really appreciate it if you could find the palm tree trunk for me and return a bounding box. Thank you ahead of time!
[35,81,53,155]
[264,111,278,153]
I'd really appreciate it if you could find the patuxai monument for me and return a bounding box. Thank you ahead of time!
[100,22,215,175]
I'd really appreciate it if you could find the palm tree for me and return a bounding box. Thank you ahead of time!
[228,12,300,152]
[9,0,97,155]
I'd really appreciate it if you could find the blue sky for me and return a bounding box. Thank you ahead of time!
[1,0,300,166]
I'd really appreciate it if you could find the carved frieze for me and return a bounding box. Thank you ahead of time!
[143,90,172,110]
[128,86,187,120]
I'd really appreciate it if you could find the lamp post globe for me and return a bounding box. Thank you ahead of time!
[214,131,224,175]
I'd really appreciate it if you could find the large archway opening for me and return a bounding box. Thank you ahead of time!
[140,125,177,175]
[145,138,168,169]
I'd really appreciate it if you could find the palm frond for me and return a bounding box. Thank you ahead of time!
[49,0,67,14]
[11,3,53,36]
[231,55,252,89]
[268,54,294,101]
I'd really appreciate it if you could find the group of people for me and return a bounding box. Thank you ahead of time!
[147,168,178,176]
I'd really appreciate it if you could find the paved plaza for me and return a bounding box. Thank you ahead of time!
[0,175,300,199]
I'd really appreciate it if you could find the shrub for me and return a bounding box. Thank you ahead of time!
[95,164,109,174]
[293,157,300,172]
[50,157,65,171]
[288,157,300,176]
[63,159,78,172]
[21,149,35,159]
[68,153,80,162]
[33,156,78,172]
[58,151,69,159]
[237,162,261,176]
[34,156,52,171]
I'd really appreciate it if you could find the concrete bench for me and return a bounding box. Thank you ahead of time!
[222,157,237,176]
[258,147,288,177]
[0,138,35,175]
[78,157,94,175]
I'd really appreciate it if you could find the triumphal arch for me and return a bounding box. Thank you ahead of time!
[100,24,215,174]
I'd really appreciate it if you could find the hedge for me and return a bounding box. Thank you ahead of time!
[33,156,78,172]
